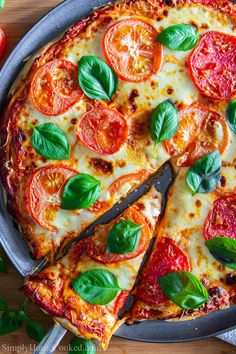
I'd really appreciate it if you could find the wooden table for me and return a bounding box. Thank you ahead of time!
[0,1,236,353]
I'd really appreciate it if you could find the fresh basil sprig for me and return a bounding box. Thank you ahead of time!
[150,99,179,153]
[158,271,209,310]
[0,0,6,11]
[72,269,122,305]
[205,237,236,269]
[0,311,21,335]
[106,219,142,254]
[0,256,7,273]
[69,337,96,354]
[31,123,70,160]
[61,173,101,210]
[157,24,199,51]
[78,56,118,100]
[226,100,236,134]
[186,150,221,194]
[0,298,8,312]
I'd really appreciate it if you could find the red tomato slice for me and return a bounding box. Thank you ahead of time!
[187,31,236,100]
[90,206,151,264]
[204,195,236,241]
[108,169,149,198]
[113,291,129,316]
[165,106,229,167]
[30,60,82,116]
[136,237,190,305]
[0,28,6,58]
[76,108,128,155]
[103,19,163,82]
[27,165,77,231]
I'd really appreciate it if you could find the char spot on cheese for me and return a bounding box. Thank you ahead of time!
[128,89,139,113]
[195,200,201,208]
[167,87,174,95]
[189,213,195,218]
[116,160,126,168]
[71,118,77,125]
[220,175,226,187]
[201,23,210,30]
[89,158,113,175]
[189,21,199,30]
[164,0,173,6]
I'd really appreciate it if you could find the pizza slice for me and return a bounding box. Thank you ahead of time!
[21,186,161,349]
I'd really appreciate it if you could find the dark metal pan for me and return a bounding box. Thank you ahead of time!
[0,0,236,351]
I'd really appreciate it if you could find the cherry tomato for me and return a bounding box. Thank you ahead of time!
[165,105,229,166]
[136,237,190,305]
[187,31,236,100]
[27,165,77,231]
[103,19,163,82]
[76,108,128,155]
[204,195,236,241]
[30,60,82,116]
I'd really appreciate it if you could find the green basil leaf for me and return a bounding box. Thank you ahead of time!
[106,219,141,254]
[0,257,7,273]
[31,123,70,160]
[72,269,122,305]
[78,56,118,100]
[186,150,221,194]
[26,321,46,342]
[61,173,101,210]
[0,298,8,312]
[150,100,179,150]
[69,337,96,354]
[0,0,6,10]
[158,271,209,310]
[157,24,199,51]
[16,310,28,322]
[0,311,21,335]
[205,237,236,269]
[226,100,236,134]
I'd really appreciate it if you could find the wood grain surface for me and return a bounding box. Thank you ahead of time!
[0,1,236,353]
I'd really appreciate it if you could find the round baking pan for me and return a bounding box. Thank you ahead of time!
[0,0,236,343]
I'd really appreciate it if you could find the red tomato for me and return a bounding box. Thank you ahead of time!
[187,31,236,100]
[30,60,82,116]
[76,108,128,155]
[90,206,151,264]
[27,165,77,231]
[103,19,163,82]
[0,28,6,58]
[204,195,236,241]
[165,106,229,166]
[136,237,190,305]
[108,169,149,198]
[113,291,129,316]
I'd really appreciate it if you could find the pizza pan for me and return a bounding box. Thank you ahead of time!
[1,0,236,346]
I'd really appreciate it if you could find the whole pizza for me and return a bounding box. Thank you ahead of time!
[1,0,236,350]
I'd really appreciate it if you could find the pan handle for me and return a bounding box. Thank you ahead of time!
[33,324,67,354]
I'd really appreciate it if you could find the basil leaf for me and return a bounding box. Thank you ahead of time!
[26,321,46,342]
[72,269,122,305]
[158,271,209,310]
[157,24,199,51]
[106,219,141,254]
[0,0,6,10]
[226,100,236,134]
[69,337,96,354]
[186,150,221,194]
[16,310,28,322]
[205,237,236,269]
[0,257,7,273]
[61,173,101,210]
[78,56,118,100]
[0,298,8,311]
[150,100,179,150]
[31,123,70,160]
[0,311,21,335]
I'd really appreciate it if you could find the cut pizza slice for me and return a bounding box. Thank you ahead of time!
[21,186,161,349]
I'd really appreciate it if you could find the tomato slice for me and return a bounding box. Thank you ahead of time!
[90,206,151,264]
[187,31,236,100]
[0,28,6,58]
[27,165,77,231]
[204,195,236,241]
[108,170,149,199]
[103,19,163,82]
[165,106,229,167]
[136,237,190,305]
[30,60,82,116]
[76,108,128,155]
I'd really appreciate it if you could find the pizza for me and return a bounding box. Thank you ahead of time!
[21,187,161,349]
[1,0,236,349]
